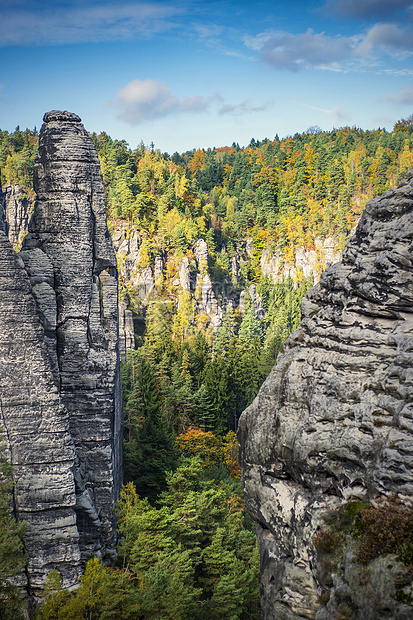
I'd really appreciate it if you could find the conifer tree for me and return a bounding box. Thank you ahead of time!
[123,355,177,503]
[0,440,27,620]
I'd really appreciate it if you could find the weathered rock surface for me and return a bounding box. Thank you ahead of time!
[1,184,32,248]
[239,283,264,319]
[261,236,342,284]
[238,171,413,619]
[0,225,81,593]
[119,299,135,361]
[111,223,343,353]
[0,111,123,595]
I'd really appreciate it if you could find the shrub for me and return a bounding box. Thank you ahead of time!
[356,497,413,564]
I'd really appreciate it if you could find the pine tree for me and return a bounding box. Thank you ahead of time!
[203,357,229,435]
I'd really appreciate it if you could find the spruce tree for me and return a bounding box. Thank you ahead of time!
[123,355,177,504]
[0,440,27,620]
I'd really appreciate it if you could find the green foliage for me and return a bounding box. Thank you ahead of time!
[122,352,178,504]
[35,559,140,619]
[115,457,259,620]
[0,439,27,620]
[0,127,38,189]
[7,119,413,618]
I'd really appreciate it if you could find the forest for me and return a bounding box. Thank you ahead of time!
[0,115,413,618]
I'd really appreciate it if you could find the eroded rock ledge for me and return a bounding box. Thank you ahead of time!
[0,111,123,596]
[238,171,413,619]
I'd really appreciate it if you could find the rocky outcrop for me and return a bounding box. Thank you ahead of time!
[111,224,342,353]
[194,238,209,273]
[261,236,342,284]
[0,111,123,595]
[239,284,264,319]
[238,171,413,619]
[119,300,135,360]
[1,184,32,248]
[179,256,191,291]
[0,223,81,594]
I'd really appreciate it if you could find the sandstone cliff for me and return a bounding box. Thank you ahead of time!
[238,171,413,619]
[0,216,81,593]
[0,111,123,596]
[112,221,342,359]
[1,184,32,249]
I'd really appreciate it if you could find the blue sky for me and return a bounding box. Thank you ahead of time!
[1,0,412,153]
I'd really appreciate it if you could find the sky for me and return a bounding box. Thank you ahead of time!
[0,0,412,153]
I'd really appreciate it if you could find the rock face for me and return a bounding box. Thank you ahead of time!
[112,223,343,356]
[0,111,123,595]
[261,236,342,284]
[0,223,81,593]
[238,171,413,619]
[1,184,32,248]
[119,300,135,360]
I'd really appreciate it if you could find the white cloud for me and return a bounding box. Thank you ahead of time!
[107,79,221,125]
[0,2,183,46]
[356,22,413,58]
[387,85,413,105]
[382,69,413,76]
[324,0,412,20]
[108,79,273,124]
[245,18,413,72]
[108,79,179,124]
[245,29,354,72]
[219,99,274,116]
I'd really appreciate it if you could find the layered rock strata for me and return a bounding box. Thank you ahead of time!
[0,212,81,593]
[0,110,123,593]
[238,171,413,619]
[1,184,32,248]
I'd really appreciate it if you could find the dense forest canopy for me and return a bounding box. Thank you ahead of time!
[1,115,413,618]
[2,115,413,259]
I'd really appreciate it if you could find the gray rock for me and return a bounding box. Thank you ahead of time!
[198,273,222,328]
[113,226,141,282]
[0,111,123,595]
[119,300,135,361]
[238,171,413,619]
[132,266,154,303]
[261,237,342,284]
[230,257,239,282]
[1,184,32,248]
[179,256,191,291]
[0,229,81,594]
[246,237,254,258]
[21,110,123,562]
[154,256,164,280]
[194,239,209,273]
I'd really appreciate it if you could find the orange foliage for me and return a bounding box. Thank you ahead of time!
[177,428,241,480]
[187,149,207,177]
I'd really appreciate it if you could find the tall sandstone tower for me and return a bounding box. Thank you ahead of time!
[0,110,123,595]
